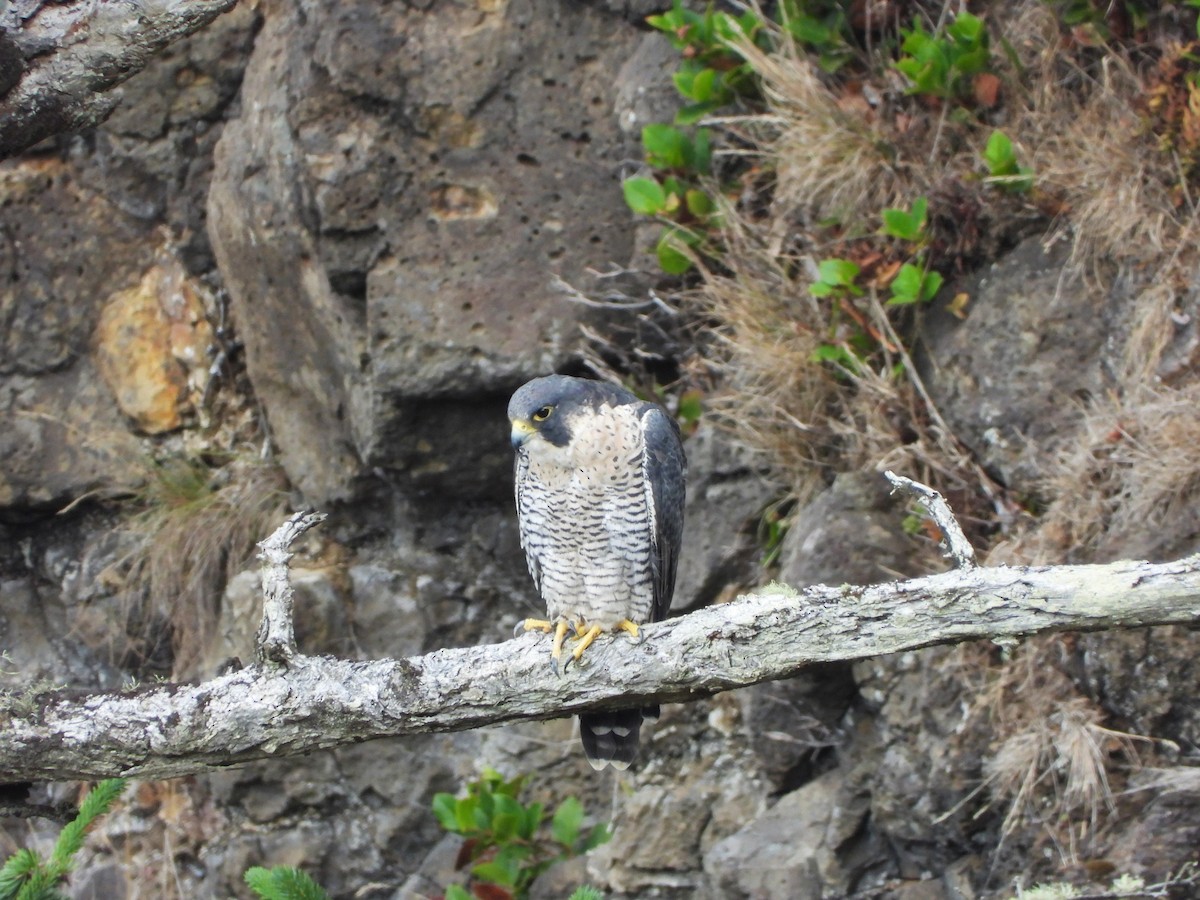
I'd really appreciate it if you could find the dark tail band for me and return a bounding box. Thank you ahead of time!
[579,707,658,771]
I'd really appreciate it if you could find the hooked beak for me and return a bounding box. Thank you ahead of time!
[510,418,536,449]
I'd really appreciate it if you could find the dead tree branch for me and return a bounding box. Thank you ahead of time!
[2,505,1200,783]
[885,470,977,568]
[0,0,238,159]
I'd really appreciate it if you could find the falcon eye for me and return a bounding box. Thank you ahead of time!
[532,405,553,422]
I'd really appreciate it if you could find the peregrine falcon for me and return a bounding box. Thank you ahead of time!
[508,374,687,770]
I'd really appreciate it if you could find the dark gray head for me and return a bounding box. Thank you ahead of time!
[507,375,638,449]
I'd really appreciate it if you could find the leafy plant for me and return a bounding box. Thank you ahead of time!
[778,0,855,73]
[646,0,766,123]
[809,257,863,299]
[641,123,712,173]
[433,769,611,900]
[982,130,1034,192]
[896,12,991,100]
[0,779,127,900]
[1044,0,1153,42]
[880,196,929,244]
[808,257,868,372]
[244,867,330,900]
[887,261,944,306]
[626,1,774,273]
[877,197,943,304]
[622,123,718,274]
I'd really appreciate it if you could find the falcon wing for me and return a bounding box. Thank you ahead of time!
[513,451,543,594]
[640,405,687,623]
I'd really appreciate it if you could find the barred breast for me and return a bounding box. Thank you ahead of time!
[516,405,655,627]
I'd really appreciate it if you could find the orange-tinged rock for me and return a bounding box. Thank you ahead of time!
[94,256,214,434]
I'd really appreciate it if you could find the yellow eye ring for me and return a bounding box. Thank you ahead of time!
[532,405,553,422]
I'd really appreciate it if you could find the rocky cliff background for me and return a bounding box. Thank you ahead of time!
[2,1,1200,898]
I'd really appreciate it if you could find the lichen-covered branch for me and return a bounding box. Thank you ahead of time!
[885,470,977,568]
[255,511,326,664]
[0,0,238,159]
[3,548,1199,782]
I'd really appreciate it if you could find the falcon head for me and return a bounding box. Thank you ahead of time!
[507,375,635,451]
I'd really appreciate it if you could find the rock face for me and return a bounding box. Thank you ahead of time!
[94,255,215,435]
[207,0,657,503]
[918,237,1122,490]
[4,2,1200,900]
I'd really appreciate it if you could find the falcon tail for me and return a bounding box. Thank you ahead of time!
[579,706,660,771]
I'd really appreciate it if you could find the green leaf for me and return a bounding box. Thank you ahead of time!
[656,228,695,274]
[551,796,584,847]
[675,101,721,126]
[645,1,692,48]
[948,12,985,46]
[470,861,516,887]
[471,846,529,889]
[887,263,942,306]
[817,257,859,286]
[518,801,545,840]
[693,67,719,102]
[924,270,945,300]
[881,196,927,242]
[490,794,523,841]
[642,124,689,169]
[790,14,833,46]
[568,888,605,900]
[684,188,714,218]
[911,196,928,228]
[672,61,698,99]
[582,822,613,852]
[444,886,473,900]
[432,793,460,833]
[984,130,1016,173]
[983,130,1033,191]
[623,177,667,216]
[887,264,922,305]
[455,796,479,834]
[881,209,916,241]
[677,391,703,425]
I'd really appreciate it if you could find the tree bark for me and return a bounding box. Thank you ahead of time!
[2,501,1198,781]
[0,0,238,159]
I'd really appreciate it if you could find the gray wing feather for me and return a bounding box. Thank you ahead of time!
[513,453,542,593]
[640,405,687,622]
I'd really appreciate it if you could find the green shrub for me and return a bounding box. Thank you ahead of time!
[433,769,611,900]
[895,12,991,100]
[244,867,329,900]
[0,779,127,900]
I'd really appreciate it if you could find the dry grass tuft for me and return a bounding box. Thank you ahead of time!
[1000,3,1187,276]
[730,36,909,232]
[693,18,1001,504]
[114,456,289,677]
[994,381,1200,564]
[693,0,1200,551]
[695,205,951,502]
[954,637,1153,858]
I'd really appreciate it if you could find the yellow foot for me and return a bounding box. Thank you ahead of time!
[571,624,605,664]
[616,619,641,641]
[549,620,570,675]
[515,618,554,638]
